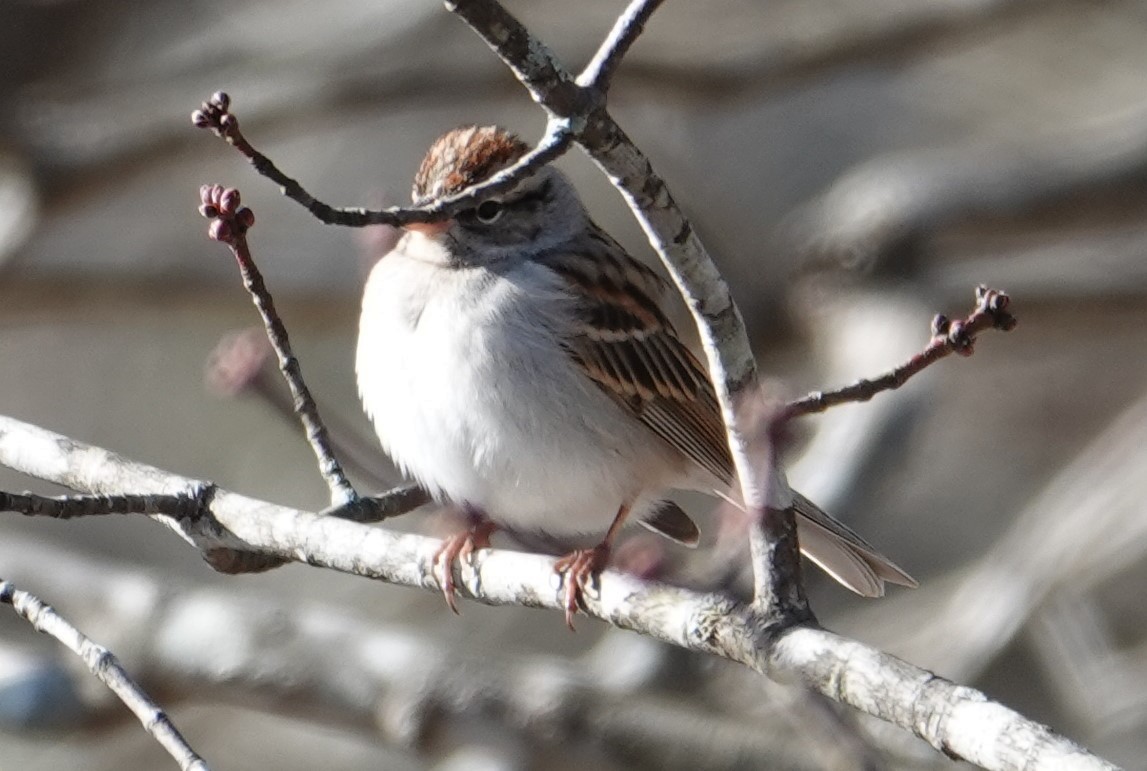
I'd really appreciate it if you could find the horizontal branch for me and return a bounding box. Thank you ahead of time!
[0,535,834,768]
[0,414,1116,771]
[0,490,205,519]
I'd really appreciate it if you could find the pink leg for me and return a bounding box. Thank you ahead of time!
[433,511,496,614]
[554,503,631,630]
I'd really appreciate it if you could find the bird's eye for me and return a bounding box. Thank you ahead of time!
[475,200,504,224]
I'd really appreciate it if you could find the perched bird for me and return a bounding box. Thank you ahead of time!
[357,126,915,625]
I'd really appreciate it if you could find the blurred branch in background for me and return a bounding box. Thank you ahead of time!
[843,388,1147,700]
[1,0,1145,768]
[0,578,208,771]
[5,0,1050,175]
[785,104,1147,273]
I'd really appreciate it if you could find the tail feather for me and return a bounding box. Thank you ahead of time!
[790,491,917,597]
[639,500,701,547]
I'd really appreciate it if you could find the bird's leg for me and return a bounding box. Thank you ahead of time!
[554,503,631,629]
[433,504,497,614]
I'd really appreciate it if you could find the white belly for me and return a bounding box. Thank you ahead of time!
[356,244,681,537]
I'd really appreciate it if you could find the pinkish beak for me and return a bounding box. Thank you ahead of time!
[404,220,452,237]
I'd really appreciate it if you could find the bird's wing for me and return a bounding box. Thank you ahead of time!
[540,230,918,597]
[539,228,734,487]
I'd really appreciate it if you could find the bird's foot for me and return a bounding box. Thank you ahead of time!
[433,518,496,614]
[554,542,612,630]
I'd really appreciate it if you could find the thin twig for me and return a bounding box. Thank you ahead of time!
[202,325,432,519]
[192,93,574,226]
[578,0,666,91]
[205,326,403,492]
[0,490,208,520]
[321,483,431,523]
[782,285,1017,421]
[199,184,356,507]
[0,579,210,771]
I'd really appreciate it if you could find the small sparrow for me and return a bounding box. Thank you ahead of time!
[357,126,915,625]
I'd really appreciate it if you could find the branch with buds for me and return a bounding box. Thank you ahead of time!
[783,285,1017,420]
[0,0,1091,769]
[189,0,1019,620]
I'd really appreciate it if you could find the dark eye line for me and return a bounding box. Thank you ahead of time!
[459,177,553,226]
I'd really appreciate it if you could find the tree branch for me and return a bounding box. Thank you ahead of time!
[192,93,574,227]
[0,535,840,769]
[0,414,1117,771]
[168,2,1086,767]
[0,490,206,520]
[578,0,666,92]
[782,284,1017,421]
[199,184,355,507]
[0,578,209,771]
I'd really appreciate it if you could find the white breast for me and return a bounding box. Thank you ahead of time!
[356,235,682,537]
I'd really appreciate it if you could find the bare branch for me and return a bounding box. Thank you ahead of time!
[744,405,809,616]
[192,93,574,227]
[205,327,406,493]
[0,415,1118,771]
[0,490,206,519]
[443,0,582,116]
[175,3,1100,768]
[0,578,209,771]
[782,285,1017,421]
[320,484,432,524]
[0,536,831,768]
[768,627,1110,771]
[199,184,355,507]
[578,0,666,92]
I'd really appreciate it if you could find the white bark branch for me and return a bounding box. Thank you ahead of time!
[0,414,1117,771]
[0,535,836,769]
[0,577,209,771]
[0,2,1119,770]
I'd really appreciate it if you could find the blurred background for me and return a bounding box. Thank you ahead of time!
[1,0,1146,768]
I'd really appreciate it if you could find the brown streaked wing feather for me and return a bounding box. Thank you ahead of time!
[542,230,735,487]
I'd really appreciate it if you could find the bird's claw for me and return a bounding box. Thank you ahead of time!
[432,521,494,614]
[554,543,611,630]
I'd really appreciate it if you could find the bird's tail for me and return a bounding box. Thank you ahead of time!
[790,491,917,597]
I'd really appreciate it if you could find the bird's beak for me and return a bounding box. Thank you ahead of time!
[404,220,452,237]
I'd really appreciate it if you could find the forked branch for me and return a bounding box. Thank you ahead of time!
[0,0,1086,769]
[0,415,1115,771]
[177,2,1057,765]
